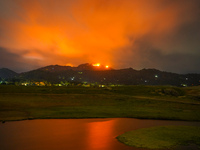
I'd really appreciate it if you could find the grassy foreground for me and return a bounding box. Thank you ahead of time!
[117,126,200,149]
[0,85,200,121]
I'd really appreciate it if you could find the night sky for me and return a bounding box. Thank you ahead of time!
[0,0,200,73]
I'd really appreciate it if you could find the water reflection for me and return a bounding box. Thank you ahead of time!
[0,118,199,150]
[87,119,116,150]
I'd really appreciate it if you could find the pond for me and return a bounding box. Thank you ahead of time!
[0,118,200,150]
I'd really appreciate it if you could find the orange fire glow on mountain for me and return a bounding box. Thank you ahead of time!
[92,63,110,69]
[93,63,101,67]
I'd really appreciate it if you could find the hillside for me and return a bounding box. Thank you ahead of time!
[1,63,200,86]
[0,68,18,79]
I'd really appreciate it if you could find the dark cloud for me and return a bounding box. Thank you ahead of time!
[114,39,200,74]
[137,48,200,74]
[0,47,41,73]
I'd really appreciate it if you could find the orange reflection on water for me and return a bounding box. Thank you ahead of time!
[86,119,116,150]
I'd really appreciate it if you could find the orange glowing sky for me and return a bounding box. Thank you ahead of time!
[0,0,200,73]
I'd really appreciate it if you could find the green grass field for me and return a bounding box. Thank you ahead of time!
[0,85,200,121]
[117,126,200,149]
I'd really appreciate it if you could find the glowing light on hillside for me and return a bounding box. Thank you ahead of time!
[93,63,100,67]
[65,63,73,67]
[105,66,109,68]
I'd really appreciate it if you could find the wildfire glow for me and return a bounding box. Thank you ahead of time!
[0,0,199,73]
[93,63,101,67]
[65,63,74,67]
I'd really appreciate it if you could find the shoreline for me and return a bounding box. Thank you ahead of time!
[2,116,200,123]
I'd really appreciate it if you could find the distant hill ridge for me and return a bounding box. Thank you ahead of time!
[0,68,18,79]
[0,63,200,86]
[38,63,113,72]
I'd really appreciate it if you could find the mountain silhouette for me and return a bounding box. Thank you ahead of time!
[0,68,18,79]
[0,63,200,86]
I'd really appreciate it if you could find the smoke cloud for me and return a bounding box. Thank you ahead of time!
[0,0,200,73]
